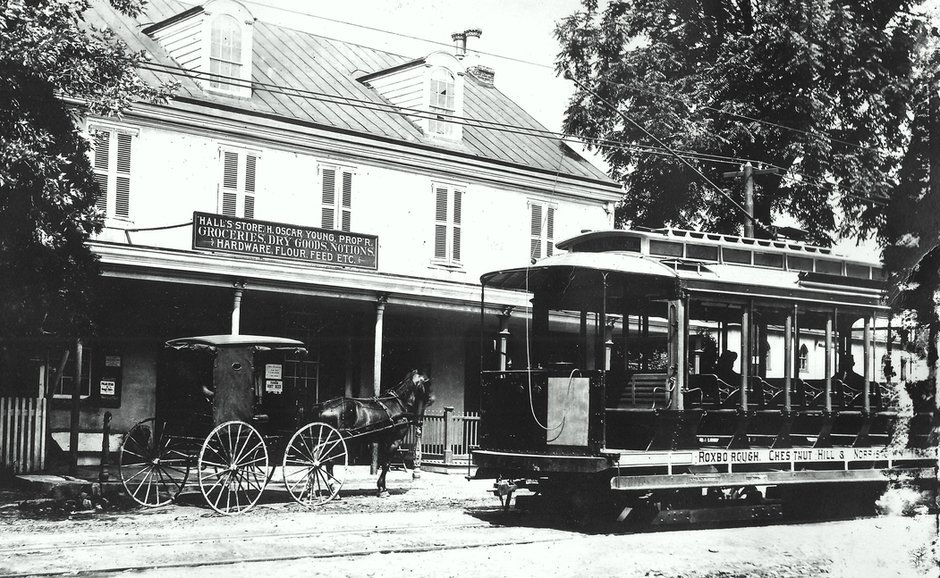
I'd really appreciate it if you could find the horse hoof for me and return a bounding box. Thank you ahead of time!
[377,490,390,498]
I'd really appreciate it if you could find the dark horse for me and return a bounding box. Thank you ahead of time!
[315,369,433,496]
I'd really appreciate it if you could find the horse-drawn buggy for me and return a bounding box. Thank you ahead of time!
[119,334,432,514]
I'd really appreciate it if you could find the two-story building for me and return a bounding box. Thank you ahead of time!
[0,0,622,467]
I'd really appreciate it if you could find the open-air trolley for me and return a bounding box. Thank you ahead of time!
[473,228,938,520]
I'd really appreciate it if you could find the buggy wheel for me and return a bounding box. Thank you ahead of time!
[283,422,348,507]
[198,421,269,515]
[119,418,190,507]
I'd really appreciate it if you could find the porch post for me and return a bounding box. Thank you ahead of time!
[68,338,83,476]
[372,294,388,474]
[231,281,245,335]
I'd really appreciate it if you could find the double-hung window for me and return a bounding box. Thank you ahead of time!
[529,201,555,260]
[432,183,463,266]
[320,165,353,231]
[209,15,242,92]
[219,147,258,219]
[429,68,455,136]
[91,125,136,219]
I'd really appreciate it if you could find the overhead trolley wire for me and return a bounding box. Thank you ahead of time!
[134,61,891,207]
[242,2,881,155]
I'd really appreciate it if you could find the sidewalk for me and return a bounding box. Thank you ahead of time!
[2,462,491,508]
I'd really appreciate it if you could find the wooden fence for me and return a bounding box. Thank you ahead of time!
[405,408,479,465]
[0,397,46,473]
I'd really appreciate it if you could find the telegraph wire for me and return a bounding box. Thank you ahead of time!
[242,1,881,154]
[134,61,892,207]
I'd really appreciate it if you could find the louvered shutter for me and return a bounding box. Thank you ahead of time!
[221,151,238,216]
[115,133,132,218]
[341,171,352,232]
[321,168,336,229]
[93,131,110,213]
[434,186,448,259]
[244,155,256,219]
[530,203,542,259]
[452,189,462,261]
[546,206,555,257]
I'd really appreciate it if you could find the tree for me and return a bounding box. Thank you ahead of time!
[0,0,173,341]
[555,0,932,245]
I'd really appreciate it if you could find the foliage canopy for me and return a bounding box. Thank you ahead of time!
[556,0,933,245]
[0,0,172,340]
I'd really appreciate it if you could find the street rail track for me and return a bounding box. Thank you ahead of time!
[0,517,573,577]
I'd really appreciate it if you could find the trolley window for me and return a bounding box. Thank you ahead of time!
[787,255,813,272]
[649,240,684,257]
[686,243,719,261]
[753,252,784,268]
[815,259,843,275]
[845,263,871,279]
[722,247,752,264]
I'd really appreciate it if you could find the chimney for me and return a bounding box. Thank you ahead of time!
[451,32,467,59]
[463,28,482,52]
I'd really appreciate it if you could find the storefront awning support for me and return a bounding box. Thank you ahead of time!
[231,281,245,335]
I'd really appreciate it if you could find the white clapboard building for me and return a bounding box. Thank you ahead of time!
[0,0,621,468]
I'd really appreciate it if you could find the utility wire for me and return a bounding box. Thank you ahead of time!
[242,1,880,154]
[135,61,891,207]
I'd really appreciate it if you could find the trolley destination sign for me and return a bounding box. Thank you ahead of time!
[193,212,378,269]
[615,446,935,467]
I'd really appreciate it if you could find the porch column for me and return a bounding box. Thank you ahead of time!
[372,294,388,474]
[231,281,245,335]
[69,338,83,476]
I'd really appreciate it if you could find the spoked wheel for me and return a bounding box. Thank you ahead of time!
[198,421,269,515]
[283,422,348,507]
[119,418,191,507]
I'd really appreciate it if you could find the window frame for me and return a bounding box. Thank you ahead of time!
[319,163,355,232]
[218,145,260,219]
[50,346,93,400]
[528,199,557,261]
[430,182,465,268]
[798,343,809,374]
[428,67,456,137]
[88,122,138,221]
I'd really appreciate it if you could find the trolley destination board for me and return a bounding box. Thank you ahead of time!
[193,212,378,269]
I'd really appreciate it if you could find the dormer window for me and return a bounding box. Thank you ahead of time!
[210,15,242,91]
[143,0,254,99]
[429,68,455,136]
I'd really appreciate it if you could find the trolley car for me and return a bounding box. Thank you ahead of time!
[119,335,350,514]
[473,228,937,519]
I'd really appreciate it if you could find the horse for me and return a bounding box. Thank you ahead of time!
[314,369,433,497]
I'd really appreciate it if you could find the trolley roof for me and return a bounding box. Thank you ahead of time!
[165,335,307,353]
[482,229,888,311]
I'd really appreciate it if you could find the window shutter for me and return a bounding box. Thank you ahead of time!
[321,168,336,229]
[223,151,238,189]
[244,155,256,219]
[434,186,448,259]
[452,190,462,261]
[530,203,542,259]
[341,171,352,232]
[546,206,555,257]
[93,131,110,213]
[115,133,132,218]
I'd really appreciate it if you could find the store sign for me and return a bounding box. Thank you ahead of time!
[193,212,378,269]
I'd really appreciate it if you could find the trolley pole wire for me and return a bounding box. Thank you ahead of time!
[564,72,775,238]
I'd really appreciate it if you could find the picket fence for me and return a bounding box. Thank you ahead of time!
[405,408,479,465]
[0,397,46,473]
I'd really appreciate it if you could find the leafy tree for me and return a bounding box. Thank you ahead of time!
[555,0,932,245]
[0,0,173,341]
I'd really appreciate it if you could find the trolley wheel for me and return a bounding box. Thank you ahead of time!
[197,421,269,515]
[283,422,348,507]
[119,418,190,507]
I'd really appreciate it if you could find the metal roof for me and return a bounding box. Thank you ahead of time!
[88,0,615,185]
[481,252,679,288]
